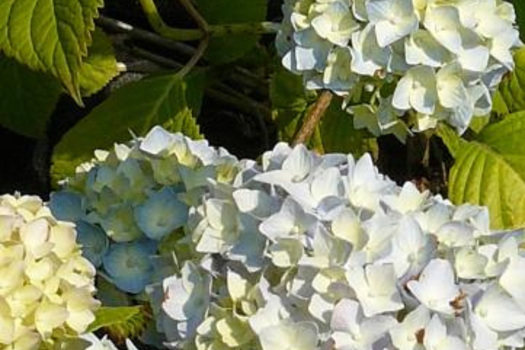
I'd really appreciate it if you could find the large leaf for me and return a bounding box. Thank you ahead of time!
[494,47,525,115]
[78,28,119,97]
[0,56,62,138]
[0,0,102,103]
[51,72,203,185]
[270,67,377,157]
[196,0,267,64]
[448,112,525,230]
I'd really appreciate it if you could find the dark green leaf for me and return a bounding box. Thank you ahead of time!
[196,0,267,64]
[317,99,378,157]
[0,57,62,138]
[51,72,203,185]
[512,0,525,39]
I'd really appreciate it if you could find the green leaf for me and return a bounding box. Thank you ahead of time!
[270,67,311,110]
[468,115,491,134]
[163,108,201,139]
[437,123,467,158]
[269,66,314,142]
[512,0,525,39]
[51,72,204,185]
[495,47,525,114]
[317,100,378,158]
[448,111,525,230]
[196,0,267,64]
[87,306,145,335]
[78,28,119,97]
[0,56,62,138]
[0,0,103,103]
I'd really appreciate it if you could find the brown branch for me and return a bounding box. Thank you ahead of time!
[293,90,334,146]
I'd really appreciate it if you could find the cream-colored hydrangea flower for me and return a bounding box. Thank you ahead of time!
[278,0,522,136]
[0,194,99,350]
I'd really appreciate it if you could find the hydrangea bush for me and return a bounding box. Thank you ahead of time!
[52,126,525,350]
[0,194,100,349]
[277,0,522,136]
[50,127,241,295]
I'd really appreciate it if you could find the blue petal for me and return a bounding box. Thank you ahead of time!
[134,187,188,240]
[49,191,84,222]
[103,239,158,293]
[76,221,110,267]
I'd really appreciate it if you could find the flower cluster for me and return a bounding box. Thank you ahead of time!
[147,134,525,350]
[277,0,521,135]
[0,194,99,350]
[51,126,525,349]
[50,127,240,294]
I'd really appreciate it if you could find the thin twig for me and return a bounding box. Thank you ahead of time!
[138,0,202,40]
[137,0,278,41]
[96,16,268,94]
[174,0,209,78]
[126,45,270,119]
[176,36,208,78]
[293,90,334,146]
[178,0,209,33]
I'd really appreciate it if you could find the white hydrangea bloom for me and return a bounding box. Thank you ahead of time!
[50,127,525,349]
[277,0,521,134]
[0,194,99,350]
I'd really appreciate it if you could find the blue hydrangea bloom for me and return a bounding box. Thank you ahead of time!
[134,186,188,240]
[103,239,158,293]
[49,191,84,222]
[75,220,110,267]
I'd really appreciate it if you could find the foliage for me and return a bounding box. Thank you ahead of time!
[87,306,148,341]
[270,65,378,157]
[78,28,120,97]
[51,73,202,184]
[0,0,103,103]
[195,0,268,64]
[55,126,525,350]
[439,112,525,230]
[0,57,62,138]
[3,0,525,348]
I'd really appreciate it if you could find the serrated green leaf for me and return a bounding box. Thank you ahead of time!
[468,115,491,134]
[163,108,202,139]
[51,72,204,185]
[0,56,62,138]
[437,123,467,158]
[449,111,525,229]
[0,0,102,103]
[495,47,525,114]
[87,306,144,333]
[78,28,119,97]
[195,0,267,64]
